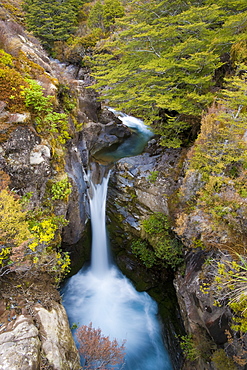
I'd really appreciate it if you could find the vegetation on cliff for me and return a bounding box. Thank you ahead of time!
[0,44,74,283]
[131,212,183,270]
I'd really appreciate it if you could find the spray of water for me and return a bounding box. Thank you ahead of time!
[62,172,172,370]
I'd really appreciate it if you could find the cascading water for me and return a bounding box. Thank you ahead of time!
[93,109,154,164]
[61,112,173,369]
[89,173,110,277]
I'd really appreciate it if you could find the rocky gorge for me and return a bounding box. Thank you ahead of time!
[0,2,247,370]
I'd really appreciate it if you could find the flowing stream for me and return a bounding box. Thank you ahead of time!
[61,112,173,369]
[93,109,154,164]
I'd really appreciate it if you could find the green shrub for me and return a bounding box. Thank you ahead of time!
[147,171,159,183]
[22,78,53,114]
[21,79,71,143]
[180,334,198,361]
[131,239,157,268]
[211,349,236,370]
[142,212,169,234]
[141,213,183,269]
[50,178,72,201]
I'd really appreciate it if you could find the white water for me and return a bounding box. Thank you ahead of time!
[62,173,173,370]
[93,110,154,164]
[90,175,110,276]
[107,108,153,136]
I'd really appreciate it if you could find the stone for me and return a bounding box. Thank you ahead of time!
[34,302,81,370]
[0,315,41,370]
[30,144,51,165]
[7,113,30,124]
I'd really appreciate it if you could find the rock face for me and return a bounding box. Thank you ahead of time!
[34,302,80,370]
[106,143,186,369]
[0,126,51,205]
[0,302,80,370]
[0,315,40,370]
[108,144,184,236]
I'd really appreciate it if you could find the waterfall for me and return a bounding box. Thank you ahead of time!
[89,173,110,276]
[61,167,173,370]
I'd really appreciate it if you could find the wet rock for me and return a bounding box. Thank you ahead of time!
[174,250,231,345]
[82,121,131,155]
[108,148,183,235]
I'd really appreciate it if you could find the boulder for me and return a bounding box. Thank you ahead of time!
[34,302,81,370]
[0,315,41,370]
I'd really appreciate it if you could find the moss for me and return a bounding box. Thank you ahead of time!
[1,0,24,24]
[0,63,28,112]
[211,349,237,370]
[16,51,45,76]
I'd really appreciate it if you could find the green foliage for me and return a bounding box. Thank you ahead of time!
[147,171,159,183]
[211,254,247,334]
[211,349,237,370]
[23,0,80,50]
[22,78,53,114]
[50,178,72,201]
[0,190,71,277]
[0,189,32,248]
[21,79,71,143]
[0,180,70,281]
[180,334,198,361]
[88,0,124,32]
[142,212,169,234]
[131,239,157,268]
[44,112,71,144]
[0,50,28,113]
[52,249,71,282]
[0,49,13,66]
[0,247,11,270]
[29,217,59,251]
[87,1,104,30]
[141,213,183,269]
[180,66,247,249]
[58,84,77,113]
[89,0,247,146]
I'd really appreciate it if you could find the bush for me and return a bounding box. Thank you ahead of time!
[21,79,71,143]
[211,349,236,370]
[76,322,125,369]
[50,178,72,201]
[213,254,247,334]
[131,239,157,268]
[141,213,183,269]
[180,334,198,361]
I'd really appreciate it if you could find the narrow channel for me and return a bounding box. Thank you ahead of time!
[61,112,173,369]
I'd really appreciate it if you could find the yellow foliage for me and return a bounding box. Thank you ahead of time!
[0,189,32,246]
[29,218,58,251]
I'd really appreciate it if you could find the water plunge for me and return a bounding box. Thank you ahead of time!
[62,112,173,369]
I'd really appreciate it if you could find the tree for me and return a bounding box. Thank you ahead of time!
[76,322,125,369]
[90,0,247,146]
[23,0,79,50]
[87,1,105,31]
[87,0,124,33]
